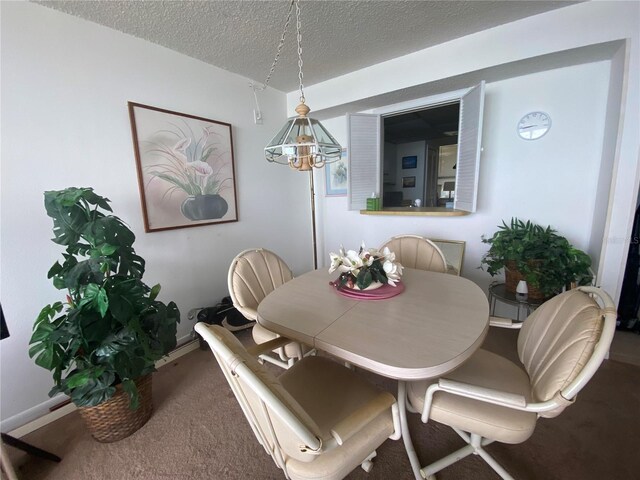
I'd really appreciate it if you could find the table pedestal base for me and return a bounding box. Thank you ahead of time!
[398,381,423,480]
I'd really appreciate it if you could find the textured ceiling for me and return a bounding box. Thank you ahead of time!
[35,1,578,92]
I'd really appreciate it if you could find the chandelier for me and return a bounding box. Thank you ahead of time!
[262,0,342,171]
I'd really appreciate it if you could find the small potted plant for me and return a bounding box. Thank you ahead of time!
[30,187,180,442]
[480,218,592,300]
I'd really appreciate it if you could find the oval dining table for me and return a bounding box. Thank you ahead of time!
[257,267,490,479]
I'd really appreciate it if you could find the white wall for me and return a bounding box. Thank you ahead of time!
[300,1,640,303]
[0,3,312,427]
[319,62,611,291]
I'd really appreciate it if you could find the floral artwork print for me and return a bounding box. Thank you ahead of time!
[129,103,237,232]
[148,127,231,197]
[325,148,348,196]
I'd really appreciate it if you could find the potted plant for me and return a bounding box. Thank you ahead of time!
[480,218,592,299]
[30,187,180,442]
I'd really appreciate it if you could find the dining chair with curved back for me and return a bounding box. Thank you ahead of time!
[407,286,617,480]
[379,235,447,273]
[228,248,312,369]
[195,323,401,480]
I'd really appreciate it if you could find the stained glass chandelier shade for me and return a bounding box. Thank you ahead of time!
[265,103,342,171]
[262,0,342,171]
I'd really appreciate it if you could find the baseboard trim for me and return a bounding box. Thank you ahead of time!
[7,403,78,439]
[4,338,199,438]
[156,337,200,368]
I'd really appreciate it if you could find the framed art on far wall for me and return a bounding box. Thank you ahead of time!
[128,102,238,232]
[402,176,416,188]
[325,148,348,196]
[402,155,417,169]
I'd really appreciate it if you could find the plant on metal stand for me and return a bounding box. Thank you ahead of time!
[480,218,592,299]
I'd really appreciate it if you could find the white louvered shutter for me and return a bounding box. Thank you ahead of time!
[454,81,485,212]
[347,113,381,211]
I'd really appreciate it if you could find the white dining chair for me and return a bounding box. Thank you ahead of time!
[196,323,401,480]
[407,286,617,479]
[228,248,313,369]
[380,234,447,273]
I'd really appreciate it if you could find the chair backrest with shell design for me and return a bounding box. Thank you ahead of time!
[380,235,447,273]
[228,249,294,321]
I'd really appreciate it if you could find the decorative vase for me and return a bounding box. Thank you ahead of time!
[181,194,228,221]
[78,374,153,443]
[516,280,528,295]
[504,261,546,300]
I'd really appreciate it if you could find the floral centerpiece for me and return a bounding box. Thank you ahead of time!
[329,243,404,290]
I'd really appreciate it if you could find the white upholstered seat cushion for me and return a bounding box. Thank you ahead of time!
[280,356,395,480]
[408,349,537,444]
[518,289,603,411]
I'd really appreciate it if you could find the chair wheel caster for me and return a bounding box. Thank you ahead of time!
[361,451,376,473]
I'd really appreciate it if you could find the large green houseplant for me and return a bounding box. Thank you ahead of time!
[30,188,180,437]
[480,218,592,299]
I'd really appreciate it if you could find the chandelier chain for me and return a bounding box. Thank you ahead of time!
[262,0,295,89]
[295,0,305,103]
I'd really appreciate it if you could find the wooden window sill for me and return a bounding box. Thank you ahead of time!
[359,207,470,217]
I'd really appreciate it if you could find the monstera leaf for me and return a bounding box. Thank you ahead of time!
[31,188,180,409]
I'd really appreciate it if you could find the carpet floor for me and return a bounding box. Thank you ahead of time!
[8,327,640,480]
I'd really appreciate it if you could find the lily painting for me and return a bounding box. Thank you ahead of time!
[129,102,238,232]
[325,148,348,196]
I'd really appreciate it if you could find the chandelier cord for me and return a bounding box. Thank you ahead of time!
[294,0,305,104]
[252,0,306,105]
[262,0,341,172]
[258,0,295,91]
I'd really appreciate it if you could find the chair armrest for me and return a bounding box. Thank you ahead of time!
[437,378,527,408]
[489,316,523,329]
[330,392,396,445]
[247,337,292,357]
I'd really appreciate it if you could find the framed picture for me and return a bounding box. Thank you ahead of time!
[402,155,417,169]
[128,102,238,232]
[325,148,348,196]
[402,176,416,188]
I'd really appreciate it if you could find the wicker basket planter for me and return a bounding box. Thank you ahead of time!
[505,261,546,300]
[78,374,153,443]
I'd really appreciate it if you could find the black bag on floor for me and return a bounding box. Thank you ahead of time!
[195,297,254,349]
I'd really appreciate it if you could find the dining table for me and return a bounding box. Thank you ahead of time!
[257,267,490,479]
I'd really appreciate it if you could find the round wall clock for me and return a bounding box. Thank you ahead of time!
[517,111,551,140]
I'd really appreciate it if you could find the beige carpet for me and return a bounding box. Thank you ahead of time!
[8,327,640,480]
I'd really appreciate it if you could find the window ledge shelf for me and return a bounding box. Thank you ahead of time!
[359,207,470,217]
